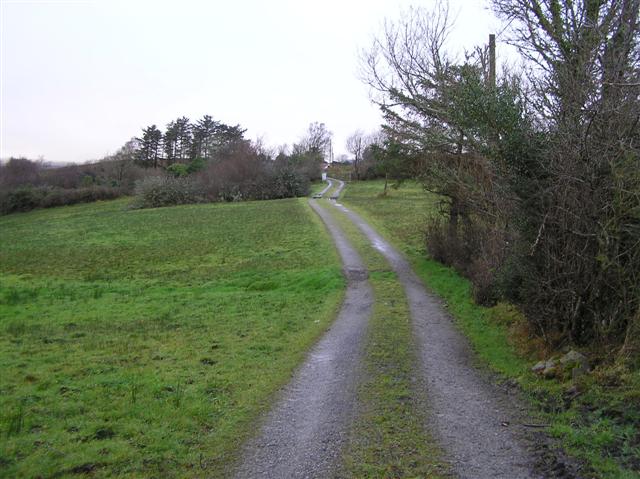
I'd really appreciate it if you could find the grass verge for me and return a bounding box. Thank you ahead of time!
[309,181,326,195]
[340,180,640,479]
[0,197,344,478]
[319,200,449,478]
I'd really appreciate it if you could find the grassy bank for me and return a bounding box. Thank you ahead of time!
[340,180,640,479]
[309,181,326,195]
[0,198,344,478]
[318,200,448,478]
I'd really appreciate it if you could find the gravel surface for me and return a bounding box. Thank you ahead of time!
[331,191,544,479]
[233,199,373,479]
[315,178,333,197]
[329,178,345,199]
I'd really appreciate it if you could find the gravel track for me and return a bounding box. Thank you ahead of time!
[233,199,373,479]
[330,182,543,479]
[315,178,333,197]
[329,178,345,199]
[236,178,555,478]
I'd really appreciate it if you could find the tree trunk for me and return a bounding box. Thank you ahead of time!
[449,195,460,241]
[620,309,640,365]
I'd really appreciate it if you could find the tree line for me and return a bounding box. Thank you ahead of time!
[364,0,640,355]
[0,117,335,213]
[132,118,334,207]
[136,115,246,169]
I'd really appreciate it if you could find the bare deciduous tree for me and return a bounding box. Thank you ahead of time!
[362,3,454,144]
[0,157,42,189]
[299,122,332,162]
[361,1,510,236]
[346,130,369,180]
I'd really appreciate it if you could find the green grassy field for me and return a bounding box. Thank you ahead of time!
[340,180,640,479]
[0,198,344,478]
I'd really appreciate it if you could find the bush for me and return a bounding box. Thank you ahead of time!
[39,187,121,209]
[269,168,310,198]
[197,144,310,202]
[166,163,189,178]
[132,176,204,209]
[237,166,309,201]
[425,215,505,306]
[0,186,123,215]
[187,157,206,174]
[0,188,45,214]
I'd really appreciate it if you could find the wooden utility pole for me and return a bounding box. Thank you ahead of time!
[328,139,334,163]
[489,34,498,146]
[489,33,496,88]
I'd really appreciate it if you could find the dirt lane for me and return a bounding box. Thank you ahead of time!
[315,179,333,197]
[233,199,373,479]
[330,198,542,479]
[329,177,345,199]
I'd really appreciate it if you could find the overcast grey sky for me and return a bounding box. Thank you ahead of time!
[1,0,504,164]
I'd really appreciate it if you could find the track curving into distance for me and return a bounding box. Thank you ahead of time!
[233,197,373,479]
[328,177,345,199]
[315,178,333,197]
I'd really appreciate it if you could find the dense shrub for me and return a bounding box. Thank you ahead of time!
[166,163,189,178]
[425,215,505,306]
[132,176,204,209]
[199,166,309,203]
[0,188,44,214]
[0,186,123,215]
[365,1,640,352]
[186,157,206,174]
[1,152,148,214]
[195,142,310,203]
[236,167,309,201]
[40,186,122,209]
[269,167,309,198]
